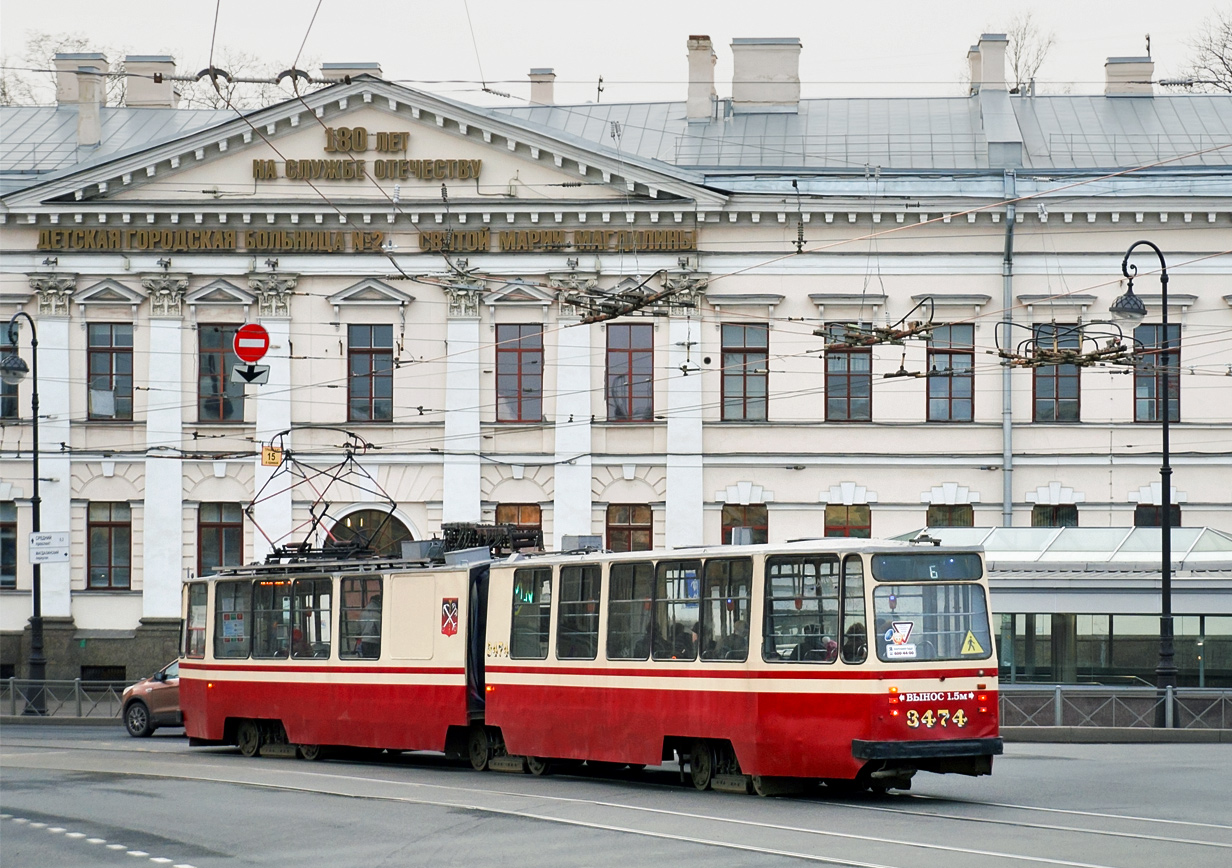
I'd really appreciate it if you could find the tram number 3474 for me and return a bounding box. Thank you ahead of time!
[906,708,968,729]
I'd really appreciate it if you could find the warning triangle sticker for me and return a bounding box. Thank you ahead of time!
[961,630,985,655]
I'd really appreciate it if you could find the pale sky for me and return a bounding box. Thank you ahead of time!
[1,0,1227,104]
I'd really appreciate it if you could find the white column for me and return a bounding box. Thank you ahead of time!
[253,315,292,555]
[666,315,704,547]
[552,316,593,548]
[34,311,73,618]
[442,287,482,522]
[142,315,184,617]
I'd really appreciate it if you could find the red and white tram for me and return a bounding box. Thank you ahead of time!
[180,539,1001,792]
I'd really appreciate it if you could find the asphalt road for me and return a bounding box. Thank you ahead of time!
[1,725,1229,868]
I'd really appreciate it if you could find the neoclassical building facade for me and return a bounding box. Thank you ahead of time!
[2,36,1230,680]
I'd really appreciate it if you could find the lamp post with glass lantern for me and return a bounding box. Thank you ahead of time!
[1109,240,1175,727]
[1,311,45,714]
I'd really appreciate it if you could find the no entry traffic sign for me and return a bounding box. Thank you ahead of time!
[233,323,270,364]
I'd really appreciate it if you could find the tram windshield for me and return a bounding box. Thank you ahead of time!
[872,583,992,663]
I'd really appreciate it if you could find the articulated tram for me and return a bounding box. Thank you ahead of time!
[179,539,1001,793]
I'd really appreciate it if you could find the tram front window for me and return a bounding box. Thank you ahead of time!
[873,584,992,663]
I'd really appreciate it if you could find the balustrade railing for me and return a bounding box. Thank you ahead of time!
[3,678,128,719]
[1000,685,1232,729]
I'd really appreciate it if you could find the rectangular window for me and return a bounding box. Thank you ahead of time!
[184,582,208,658]
[198,503,243,577]
[510,567,552,659]
[872,584,992,662]
[1033,323,1080,422]
[87,323,134,420]
[926,504,974,527]
[198,325,245,422]
[607,504,652,552]
[1032,504,1078,527]
[340,577,382,659]
[496,324,543,422]
[252,579,293,659]
[825,504,871,538]
[721,504,768,545]
[1,335,17,420]
[841,555,867,663]
[87,502,131,588]
[496,503,543,550]
[214,581,252,658]
[348,324,394,422]
[928,324,974,422]
[292,578,331,658]
[606,323,653,421]
[606,561,653,660]
[824,323,872,422]
[1,501,17,589]
[700,558,752,661]
[763,553,840,663]
[1133,324,1180,423]
[721,323,768,421]
[653,560,701,660]
[1134,504,1182,527]
[557,564,600,660]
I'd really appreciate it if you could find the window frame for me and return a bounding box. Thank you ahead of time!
[87,502,132,589]
[699,558,752,662]
[652,559,702,661]
[198,503,243,577]
[0,335,17,420]
[824,323,873,422]
[606,561,654,660]
[339,576,382,659]
[720,323,769,421]
[510,567,552,660]
[721,503,768,545]
[213,580,252,658]
[197,324,246,423]
[825,504,871,538]
[762,552,841,664]
[926,504,974,527]
[496,324,544,423]
[87,323,134,421]
[1032,323,1081,423]
[183,582,208,658]
[605,323,654,422]
[292,578,332,659]
[347,324,394,422]
[1133,323,1180,424]
[556,564,601,660]
[606,504,653,552]
[1134,504,1182,527]
[1,500,17,590]
[927,324,974,423]
[1031,504,1079,527]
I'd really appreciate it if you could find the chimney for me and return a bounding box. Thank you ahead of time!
[75,66,103,147]
[53,52,107,104]
[967,45,982,95]
[320,62,383,82]
[976,33,1007,91]
[529,68,555,105]
[125,55,179,108]
[686,35,716,121]
[730,38,801,114]
[1105,57,1154,96]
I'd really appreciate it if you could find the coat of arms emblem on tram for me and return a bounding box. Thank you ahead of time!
[441,598,459,636]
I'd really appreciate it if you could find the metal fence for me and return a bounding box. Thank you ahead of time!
[1000,685,1232,729]
[2,678,128,719]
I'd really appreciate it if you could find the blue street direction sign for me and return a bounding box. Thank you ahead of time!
[29,532,70,564]
[231,364,270,385]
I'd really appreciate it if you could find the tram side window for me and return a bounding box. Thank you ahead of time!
[653,560,701,661]
[184,582,207,658]
[607,561,653,660]
[511,567,552,659]
[557,565,600,660]
[293,578,332,658]
[214,581,252,658]
[763,554,840,663]
[700,558,752,661]
[340,577,382,659]
[841,556,868,664]
[252,579,293,658]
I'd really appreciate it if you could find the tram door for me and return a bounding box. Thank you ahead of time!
[466,564,490,718]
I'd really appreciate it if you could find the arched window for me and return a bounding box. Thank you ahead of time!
[328,509,412,557]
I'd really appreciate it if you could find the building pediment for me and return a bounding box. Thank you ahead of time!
[327,278,414,313]
[75,278,144,311]
[186,279,256,308]
[485,279,555,311]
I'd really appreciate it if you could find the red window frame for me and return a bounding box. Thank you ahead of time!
[496,503,542,531]
[1133,324,1180,423]
[198,502,243,576]
[824,323,872,422]
[927,324,974,422]
[607,504,652,552]
[1033,323,1081,422]
[825,504,871,538]
[198,324,245,423]
[721,504,768,544]
[1031,504,1079,527]
[1134,504,1182,527]
[926,504,974,527]
[721,323,769,421]
[496,324,543,423]
[347,324,394,422]
[87,502,132,589]
[87,323,134,420]
[606,324,654,421]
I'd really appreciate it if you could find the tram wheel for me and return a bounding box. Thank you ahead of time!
[526,756,552,776]
[468,726,491,772]
[237,720,262,758]
[297,744,323,761]
[689,740,715,791]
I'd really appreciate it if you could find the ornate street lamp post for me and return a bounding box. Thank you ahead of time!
[1109,240,1175,727]
[1,312,44,714]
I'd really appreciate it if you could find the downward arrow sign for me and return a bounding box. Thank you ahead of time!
[231,363,270,385]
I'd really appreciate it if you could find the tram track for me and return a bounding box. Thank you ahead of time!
[3,735,1228,868]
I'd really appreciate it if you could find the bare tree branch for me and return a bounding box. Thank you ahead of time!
[1005,12,1055,94]
[1183,8,1232,92]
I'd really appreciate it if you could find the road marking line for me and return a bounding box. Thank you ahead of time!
[48,826,66,832]
[87,837,106,844]
[909,794,1232,831]
[66,832,86,838]
[107,843,127,849]
[128,850,150,857]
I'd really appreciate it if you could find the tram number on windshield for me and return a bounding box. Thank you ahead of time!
[905,708,967,729]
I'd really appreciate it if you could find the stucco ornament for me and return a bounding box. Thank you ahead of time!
[248,273,299,317]
[142,273,189,318]
[28,273,76,316]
